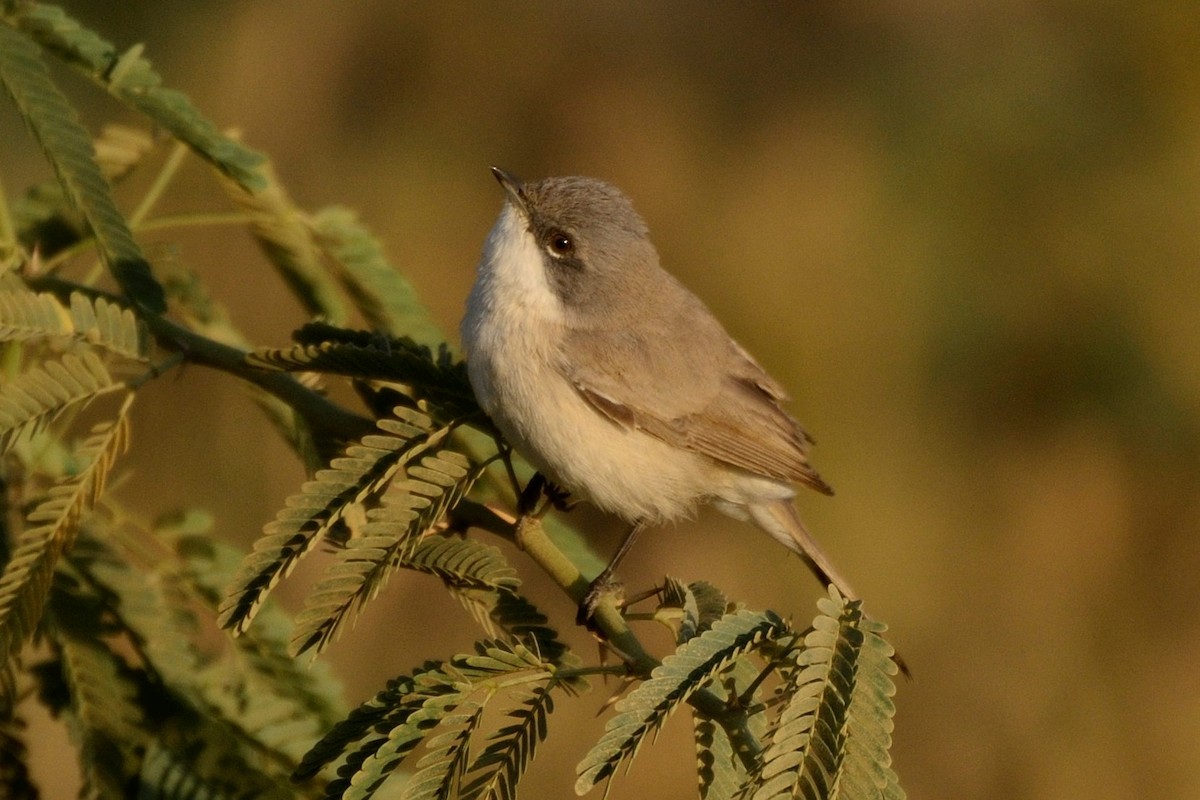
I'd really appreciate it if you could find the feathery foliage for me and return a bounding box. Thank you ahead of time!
[215,161,349,322]
[289,449,483,656]
[0,286,148,358]
[5,2,266,190]
[299,639,571,800]
[746,589,902,800]
[576,610,789,795]
[0,393,131,665]
[217,406,473,636]
[0,20,165,311]
[0,8,903,797]
[0,350,121,454]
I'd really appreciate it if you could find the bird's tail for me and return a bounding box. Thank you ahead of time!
[749,499,859,601]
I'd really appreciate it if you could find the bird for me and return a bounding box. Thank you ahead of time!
[461,167,856,617]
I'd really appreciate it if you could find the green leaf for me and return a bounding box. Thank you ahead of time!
[0,287,148,359]
[289,450,480,657]
[0,351,120,454]
[217,406,455,634]
[0,394,132,664]
[0,287,72,342]
[8,3,266,191]
[460,685,555,800]
[576,610,788,796]
[747,587,904,800]
[69,291,150,360]
[138,741,235,800]
[695,713,740,800]
[51,629,144,798]
[247,331,480,425]
[0,22,165,312]
[403,533,520,593]
[401,703,483,800]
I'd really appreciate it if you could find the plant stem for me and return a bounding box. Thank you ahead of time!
[512,514,762,768]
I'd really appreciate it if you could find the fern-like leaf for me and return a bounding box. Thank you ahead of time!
[52,630,144,798]
[403,533,520,593]
[0,288,149,360]
[0,287,71,342]
[218,406,455,634]
[0,394,132,663]
[293,670,428,784]
[452,588,579,675]
[576,610,788,796]
[69,291,149,360]
[401,703,484,800]
[138,742,235,800]
[247,334,480,423]
[695,713,741,800]
[310,206,446,346]
[163,522,346,731]
[659,578,730,645]
[828,603,903,800]
[747,588,903,800]
[460,684,555,800]
[319,668,465,800]
[0,22,165,312]
[9,3,266,191]
[0,351,119,453]
[289,450,479,656]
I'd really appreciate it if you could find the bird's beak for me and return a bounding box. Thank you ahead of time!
[490,166,529,216]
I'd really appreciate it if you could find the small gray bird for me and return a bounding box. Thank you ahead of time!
[461,167,857,613]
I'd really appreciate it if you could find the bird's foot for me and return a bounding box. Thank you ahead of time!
[544,480,576,512]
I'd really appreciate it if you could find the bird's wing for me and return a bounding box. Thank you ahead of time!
[556,315,832,495]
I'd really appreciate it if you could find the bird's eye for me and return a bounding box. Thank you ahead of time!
[546,230,574,257]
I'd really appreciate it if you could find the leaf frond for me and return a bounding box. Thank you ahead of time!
[403,533,520,593]
[746,587,904,800]
[401,702,483,800]
[138,741,236,800]
[460,684,555,800]
[247,332,480,423]
[50,625,144,797]
[0,351,119,454]
[0,21,165,311]
[0,287,149,360]
[288,449,480,657]
[0,286,72,342]
[576,609,788,796]
[217,406,456,635]
[68,291,150,360]
[8,3,266,191]
[0,394,132,663]
[215,161,347,321]
[92,122,157,183]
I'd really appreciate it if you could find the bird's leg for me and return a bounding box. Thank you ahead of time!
[577,520,647,626]
[516,472,575,516]
[516,472,547,517]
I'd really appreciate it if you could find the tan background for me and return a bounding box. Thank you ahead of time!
[5,2,1199,798]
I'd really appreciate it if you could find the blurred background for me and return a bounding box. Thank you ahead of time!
[4,2,1199,798]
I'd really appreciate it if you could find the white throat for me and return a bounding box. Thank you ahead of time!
[470,204,566,326]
